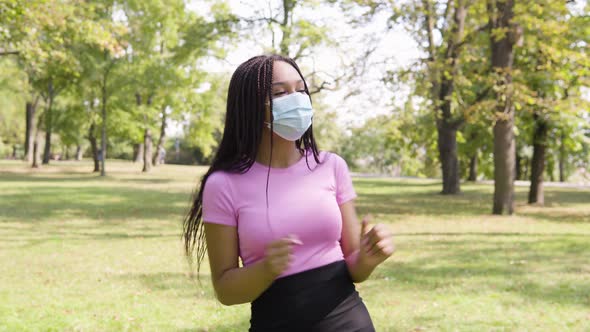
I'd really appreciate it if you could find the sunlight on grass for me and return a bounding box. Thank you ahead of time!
[1,159,589,331]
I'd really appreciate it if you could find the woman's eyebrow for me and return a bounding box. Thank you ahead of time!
[271,79,304,86]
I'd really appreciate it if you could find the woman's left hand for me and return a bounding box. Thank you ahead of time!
[358,215,395,268]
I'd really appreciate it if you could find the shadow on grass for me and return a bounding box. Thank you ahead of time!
[0,174,100,182]
[352,178,590,222]
[0,173,174,184]
[520,212,590,223]
[543,190,590,205]
[355,192,491,216]
[375,235,590,307]
[2,171,588,226]
[354,178,441,188]
[394,232,590,237]
[0,185,191,223]
[0,230,180,250]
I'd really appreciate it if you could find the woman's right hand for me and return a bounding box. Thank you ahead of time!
[263,234,303,278]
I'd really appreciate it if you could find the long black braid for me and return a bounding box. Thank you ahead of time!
[182,54,321,276]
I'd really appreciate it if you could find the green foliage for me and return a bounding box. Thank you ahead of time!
[351,0,590,181]
[182,73,228,160]
[341,98,440,177]
[117,0,235,167]
[0,0,588,180]
[510,0,590,181]
[0,0,236,166]
[0,57,26,157]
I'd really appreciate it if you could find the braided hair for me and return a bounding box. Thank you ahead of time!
[182,54,321,274]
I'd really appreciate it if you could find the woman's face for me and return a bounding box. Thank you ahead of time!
[264,61,307,123]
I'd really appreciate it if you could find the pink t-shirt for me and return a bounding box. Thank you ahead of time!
[202,151,357,278]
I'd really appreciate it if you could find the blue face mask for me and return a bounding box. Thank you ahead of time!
[265,92,313,141]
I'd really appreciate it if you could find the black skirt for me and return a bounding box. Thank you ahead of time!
[249,260,375,332]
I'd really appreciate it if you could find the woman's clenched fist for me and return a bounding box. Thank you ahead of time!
[263,234,302,278]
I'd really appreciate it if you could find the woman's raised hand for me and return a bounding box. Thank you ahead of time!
[263,234,303,278]
[359,215,395,268]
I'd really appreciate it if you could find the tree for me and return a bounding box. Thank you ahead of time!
[488,0,521,215]
[510,0,590,205]
[0,57,26,158]
[2,1,44,163]
[356,0,492,194]
[121,0,235,172]
[182,73,229,161]
[31,3,86,165]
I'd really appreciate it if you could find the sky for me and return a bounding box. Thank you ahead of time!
[187,0,422,128]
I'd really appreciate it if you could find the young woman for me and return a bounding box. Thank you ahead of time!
[183,54,394,331]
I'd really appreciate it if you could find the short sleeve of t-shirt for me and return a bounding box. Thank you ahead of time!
[202,172,237,227]
[332,154,357,205]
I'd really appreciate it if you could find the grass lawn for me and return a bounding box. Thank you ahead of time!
[1,159,589,331]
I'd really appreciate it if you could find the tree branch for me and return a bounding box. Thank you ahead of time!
[237,16,280,25]
[422,0,437,62]
[308,80,332,95]
[0,50,19,56]
[440,0,454,35]
[456,23,490,50]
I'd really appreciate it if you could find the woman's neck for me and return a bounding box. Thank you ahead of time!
[256,131,302,168]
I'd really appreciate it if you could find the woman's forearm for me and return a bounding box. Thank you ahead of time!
[345,250,376,283]
[213,260,275,305]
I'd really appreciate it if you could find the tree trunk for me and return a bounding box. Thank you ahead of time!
[25,101,36,162]
[31,108,43,168]
[438,123,460,194]
[425,0,465,195]
[133,94,142,165]
[153,105,167,166]
[139,93,154,172]
[133,144,138,162]
[64,145,70,160]
[100,102,107,176]
[515,149,522,180]
[493,119,515,214]
[42,81,55,164]
[279,0,295,56]
[88,123,100,172]
[12,145,18,158]
[546,156,555,182]
[489,0,518,215]
[528,114,547,205]
[100,54,108,177]
[32,133,40,168]
[75,144,83,161]
[468,151,478,181]
[559,130,565,182]
[142,128,152,172]
[133,143,143,163]
[42,119,52,164]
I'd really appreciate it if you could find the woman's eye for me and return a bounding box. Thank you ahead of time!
[273,91,286,97]
[297,89,306,93]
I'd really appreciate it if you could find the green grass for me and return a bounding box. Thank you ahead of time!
[1,159,589,331]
